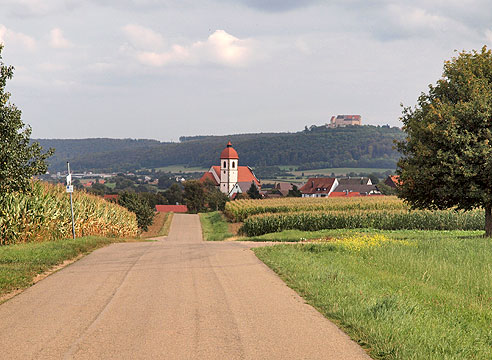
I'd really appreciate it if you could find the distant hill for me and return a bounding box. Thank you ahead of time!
[37,125,404,172]
[34,138,164,171]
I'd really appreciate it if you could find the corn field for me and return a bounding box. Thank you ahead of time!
[239,209,484,236]
[225,196,408,222]
[0,181,138,245]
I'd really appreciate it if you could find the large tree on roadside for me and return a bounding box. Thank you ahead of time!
[396,46,492,236]
[0,44,53,194]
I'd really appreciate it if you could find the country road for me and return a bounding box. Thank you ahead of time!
[0,214,370,359]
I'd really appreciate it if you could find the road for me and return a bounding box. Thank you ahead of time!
[0,214,370,359]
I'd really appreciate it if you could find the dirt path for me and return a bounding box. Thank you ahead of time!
[0,214,370,359]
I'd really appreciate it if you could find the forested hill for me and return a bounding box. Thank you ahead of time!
[34,138,164,170]
[38,125,404,172]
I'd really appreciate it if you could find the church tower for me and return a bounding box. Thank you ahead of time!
[220,141,239,195]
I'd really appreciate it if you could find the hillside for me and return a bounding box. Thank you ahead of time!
[37,125,404,172]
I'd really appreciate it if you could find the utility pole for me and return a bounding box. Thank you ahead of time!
[66,162,75,239]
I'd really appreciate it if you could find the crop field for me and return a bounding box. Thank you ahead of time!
[224,197,485,236]
[0,181,139,245]
[226,196,406,222]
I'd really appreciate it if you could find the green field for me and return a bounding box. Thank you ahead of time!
[153,165,208,173]
[259,167,395,183]
[254,229,491,359]
[291,167,395,176]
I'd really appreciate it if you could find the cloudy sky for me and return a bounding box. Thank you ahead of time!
[1,0,492,141]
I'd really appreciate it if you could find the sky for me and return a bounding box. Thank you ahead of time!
[1,0,492,142]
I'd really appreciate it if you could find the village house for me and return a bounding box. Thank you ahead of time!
[333,177,380,196]
[299,176,381,197]
[200,142,260,198]
[384,175,401,188]
[299,177,339,197]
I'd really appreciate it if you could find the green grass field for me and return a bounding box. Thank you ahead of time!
[254,229,491,359]
[199,212,233,241]
[0,236,124,300]
[153,165,209,173]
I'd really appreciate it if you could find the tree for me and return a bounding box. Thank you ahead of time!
[287,185,302,197]
[0,45,53,194]
[396,46,492,236]
[164,183,183,205]
[118,192,155,231]
[247,182,261,199]
[202,178,229,211]
[183,180,206,213]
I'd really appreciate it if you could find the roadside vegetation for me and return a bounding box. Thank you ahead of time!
[0,182,138,245]
[139,212,174,238]
[254,229,491,359]
[0,236,127,300]
[199,212,233,241]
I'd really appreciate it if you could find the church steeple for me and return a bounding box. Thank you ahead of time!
[220,141,239,195]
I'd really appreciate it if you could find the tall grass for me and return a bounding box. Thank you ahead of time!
[239,209,484,236]
[0,182,138,245]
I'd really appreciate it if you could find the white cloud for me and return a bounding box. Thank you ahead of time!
[130,29,254,67]
[122,24,166,50]
[0,24,36,51]
[49,28,73,49]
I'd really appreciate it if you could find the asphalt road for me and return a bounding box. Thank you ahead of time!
[0,214,370,359]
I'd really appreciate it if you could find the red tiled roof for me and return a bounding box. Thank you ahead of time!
[329,191,362,197]
[155,205,188,213]
[199,171,219,185]
[103,194,119,201]
[220,141,239,159]
[238,166,259,185]
[390,175,401,185]
[206,166,260,186]
[299,177,336,195]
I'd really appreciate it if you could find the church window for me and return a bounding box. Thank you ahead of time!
[223,161,227,168]
[232,162,235,168]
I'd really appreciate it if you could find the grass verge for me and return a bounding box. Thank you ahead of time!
[158,212,174,237]
[199,212,233,241]
[241,228,384,242]
[0,236,125,301]
[140,212,174,238]
[253,229,491,360]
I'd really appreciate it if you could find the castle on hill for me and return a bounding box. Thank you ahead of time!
[200,142,260,198]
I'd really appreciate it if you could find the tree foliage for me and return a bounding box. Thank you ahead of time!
[0,45,53,194]
[183,180,206,213]
[203,179,229,211]
[247,182,261,199]
[396,46,492,235]
[118,192,155,231]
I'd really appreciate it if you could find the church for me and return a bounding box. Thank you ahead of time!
[200,142,260,198]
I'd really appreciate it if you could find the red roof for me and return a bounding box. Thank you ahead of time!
[199,171,219,185]
[207,166,260,186]
[103,194,119,201]
[390,175,401,185]
[220,141,239,159]
[155,205,188,213]
[329,191,362,197]
[299,177,336,195]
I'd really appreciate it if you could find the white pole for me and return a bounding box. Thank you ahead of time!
[67,162,75,239]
